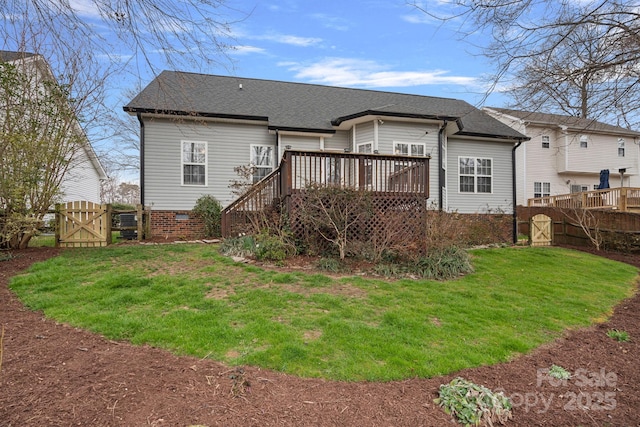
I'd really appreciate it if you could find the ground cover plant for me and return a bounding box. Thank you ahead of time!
[607,328,630,342]
[9,245,637,382]
[435,377,512,426]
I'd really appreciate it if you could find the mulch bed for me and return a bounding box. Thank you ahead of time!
[1,246,639,426]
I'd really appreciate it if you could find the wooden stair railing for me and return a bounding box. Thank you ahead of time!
[221,167,282,237]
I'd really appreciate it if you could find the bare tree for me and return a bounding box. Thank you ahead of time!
[563,208,603,250]
[0,52,104,249]
[411,0,640,127]
[0,1,243,182]
[0,1,241,74]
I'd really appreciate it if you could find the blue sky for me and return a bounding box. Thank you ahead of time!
[107,0,505,109]
[222,0,499,106]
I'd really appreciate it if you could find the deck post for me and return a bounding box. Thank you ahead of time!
[619,187,627,211]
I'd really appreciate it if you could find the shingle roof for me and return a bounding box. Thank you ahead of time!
[486,107,640,137]
[124,71,527,141]
[0,51,38,62]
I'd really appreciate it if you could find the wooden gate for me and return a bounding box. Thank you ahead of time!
[530,213,552,247]
[56,201,111,247]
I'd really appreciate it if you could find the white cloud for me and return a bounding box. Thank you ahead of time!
[310,13,349,31]
[232,45,267,55]
[401,13,437,24]
[258,33,323,47]
[67,0,103,19]
[286,58,477,88]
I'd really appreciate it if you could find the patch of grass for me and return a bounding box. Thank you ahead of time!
[606,329,630,342]
[9,245,638,381]
[28,234,56,247]
[315,257,343,273]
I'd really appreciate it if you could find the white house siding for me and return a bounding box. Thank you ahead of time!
[513,125,560,205]
[59,145,103,203]
[563,132,638,176]
[143,118,274,209]
[513,125,640,204]
[446,138,514,214]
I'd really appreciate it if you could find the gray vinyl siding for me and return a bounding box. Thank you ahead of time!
[325,130,350,151]
[355,122,374,147]
[144,118,274,209]
[446,138,514,214]
[280,134,322,151]
[377,121,440,205]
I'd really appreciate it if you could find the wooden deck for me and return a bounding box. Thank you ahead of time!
[528,187,640,212]
[221,149,430,237]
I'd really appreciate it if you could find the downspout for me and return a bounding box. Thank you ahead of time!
[136,113,145,206]
[512,139,524,244]
[438,121,448,211]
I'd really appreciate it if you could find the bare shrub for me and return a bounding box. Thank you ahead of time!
[368,198,427,262]
[563,208,603,250]
[294,185,373,260]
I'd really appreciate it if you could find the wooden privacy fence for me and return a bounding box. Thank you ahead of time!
[517,205,640,251]
[55,201,149,248]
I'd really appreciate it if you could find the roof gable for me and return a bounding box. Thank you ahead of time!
[485,107,640,137]
[0,50,38,62]
[125,71,527,141]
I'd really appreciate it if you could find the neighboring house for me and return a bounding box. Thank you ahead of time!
[124,72,528,238]
[0,51,107,204]
[483,107,640,206]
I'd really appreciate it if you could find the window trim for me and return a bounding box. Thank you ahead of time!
[579,135,588,148]
[393,141,426,157]
[618,138,625,157]
[357,142,374,186]
[250,144,274,183]
[458,156,493,194]
[533,181,550,198]
[181,140,208,186]
[541,135,550,149]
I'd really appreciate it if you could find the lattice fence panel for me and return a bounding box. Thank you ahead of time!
[287,193,427,256]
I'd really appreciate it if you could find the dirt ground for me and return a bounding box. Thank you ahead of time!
[1,246,639,427]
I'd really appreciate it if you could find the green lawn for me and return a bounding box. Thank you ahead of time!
[9,244,638,381]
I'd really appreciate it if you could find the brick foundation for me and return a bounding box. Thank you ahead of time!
[149,210,206,240]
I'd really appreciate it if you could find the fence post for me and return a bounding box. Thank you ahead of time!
[105,204,113,245]
[619,188,627,211]
[137,204,144,241]
[54,203,61,248]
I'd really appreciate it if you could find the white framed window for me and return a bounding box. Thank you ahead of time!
[357,142,373,186]
[250,145,274,183]
[570,184,589,193]
[394,141,426,157]
[580,135,588,148]
[541,135,550,148]
[181,140,207,186]
[533,182,550,198]
[393,141,426,172]
[618,138,625,157]
[458,157,492,193]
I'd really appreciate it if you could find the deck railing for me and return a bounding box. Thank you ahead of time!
[222,149,430,237]
[221,167,282,237]
[279,150,429,196]
[528,187,640,212]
